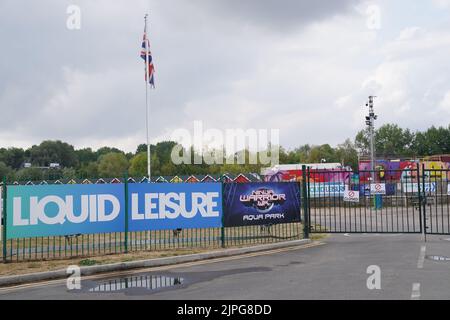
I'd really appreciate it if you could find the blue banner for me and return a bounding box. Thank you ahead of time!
[6,184,125,239]
[128,183,223,231]
[223,182,301,227]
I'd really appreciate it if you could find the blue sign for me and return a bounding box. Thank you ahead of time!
[7,184,125,239]
[223,182,301,227]
[128,183,223,231]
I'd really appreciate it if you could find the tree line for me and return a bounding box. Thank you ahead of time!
[0,124,448,181]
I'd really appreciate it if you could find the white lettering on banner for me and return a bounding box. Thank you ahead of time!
[13,197,27,226]
[370,183,386,195]
[131,192,220,220]
[343,190,359,202]
[13,194,121,226]
[402,183,436,193]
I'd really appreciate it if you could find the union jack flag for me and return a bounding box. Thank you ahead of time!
[140,25,155,88]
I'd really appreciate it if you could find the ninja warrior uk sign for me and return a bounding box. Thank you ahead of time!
[222,182,301,227]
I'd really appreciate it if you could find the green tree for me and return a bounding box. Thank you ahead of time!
[95,147,124,159]
[97,152,129,177]
[129,152,147,177]
[0,161,13,180]
[308,144,338,163]
[75,148,97,166]
[411,125,450,156]
[62,167,77,179]
[77,161,99,179]
[336,139,358,169]
[355,128,370,156]
[29,140,78,167]
[15,168,44,182]
[0,147,26,169]
[375,124,414,157]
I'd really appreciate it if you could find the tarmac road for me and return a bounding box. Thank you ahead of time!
[1,234,450,299]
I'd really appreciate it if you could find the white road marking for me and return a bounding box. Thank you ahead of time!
[417,245,426,269]
[411,283,421,300]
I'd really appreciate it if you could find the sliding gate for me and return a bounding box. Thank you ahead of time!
[422,168,450,235]
[305,166,450,235]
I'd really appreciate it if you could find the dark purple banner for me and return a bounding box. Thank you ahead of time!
[223,182,301,227]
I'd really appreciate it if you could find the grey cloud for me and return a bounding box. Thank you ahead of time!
[196,0,361,32]
[1,0,448,153]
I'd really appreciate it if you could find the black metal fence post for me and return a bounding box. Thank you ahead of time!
[220,179,225,248]
[421,163,427,241]
[302,165,309,239]
[124,172,129,253]
[2,176,7,263]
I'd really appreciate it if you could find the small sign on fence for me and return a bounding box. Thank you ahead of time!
[343,190,360,203]
[309,182,345,198]
[370,183,386,195]
[447,184,450,196]
[401,182,437,193]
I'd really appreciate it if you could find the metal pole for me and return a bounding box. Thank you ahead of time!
[145,14,151,182]
[368,96,376,180]
[124,172,129,253]
[2,176,7,262]
[220,177,225,248]
[366,96,379,209]
[421,163,427,242]
[302,165,309,239]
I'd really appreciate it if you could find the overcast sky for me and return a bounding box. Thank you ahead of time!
[1,0,450,153]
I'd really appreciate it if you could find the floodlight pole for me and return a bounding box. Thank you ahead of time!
[365,96,380,210]
[365,96,377,182]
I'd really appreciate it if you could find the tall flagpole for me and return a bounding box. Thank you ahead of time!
[144,14,151,182]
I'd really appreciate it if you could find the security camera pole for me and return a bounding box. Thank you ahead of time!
[365,96,379,208]
[365,96,377,179]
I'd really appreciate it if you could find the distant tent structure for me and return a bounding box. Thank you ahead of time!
[221,174,234,183]
[155,176,168,183]
[186,175,200,183]
[140,176,149,183]
[200,175,216,182]
[110,178,121,184]
[170,176,183,183]
[233,173,251,183]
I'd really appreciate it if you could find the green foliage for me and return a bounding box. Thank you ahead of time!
[97,152,129,178]
[15,167,45,182]
[0,124,449,181]
[355,123,450,158]
[0,161,13,180]
[129,152,147,177]
[79,259,97,266]
[77,161,99,179]
[0,147,26,169]
[29,140,78,167]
